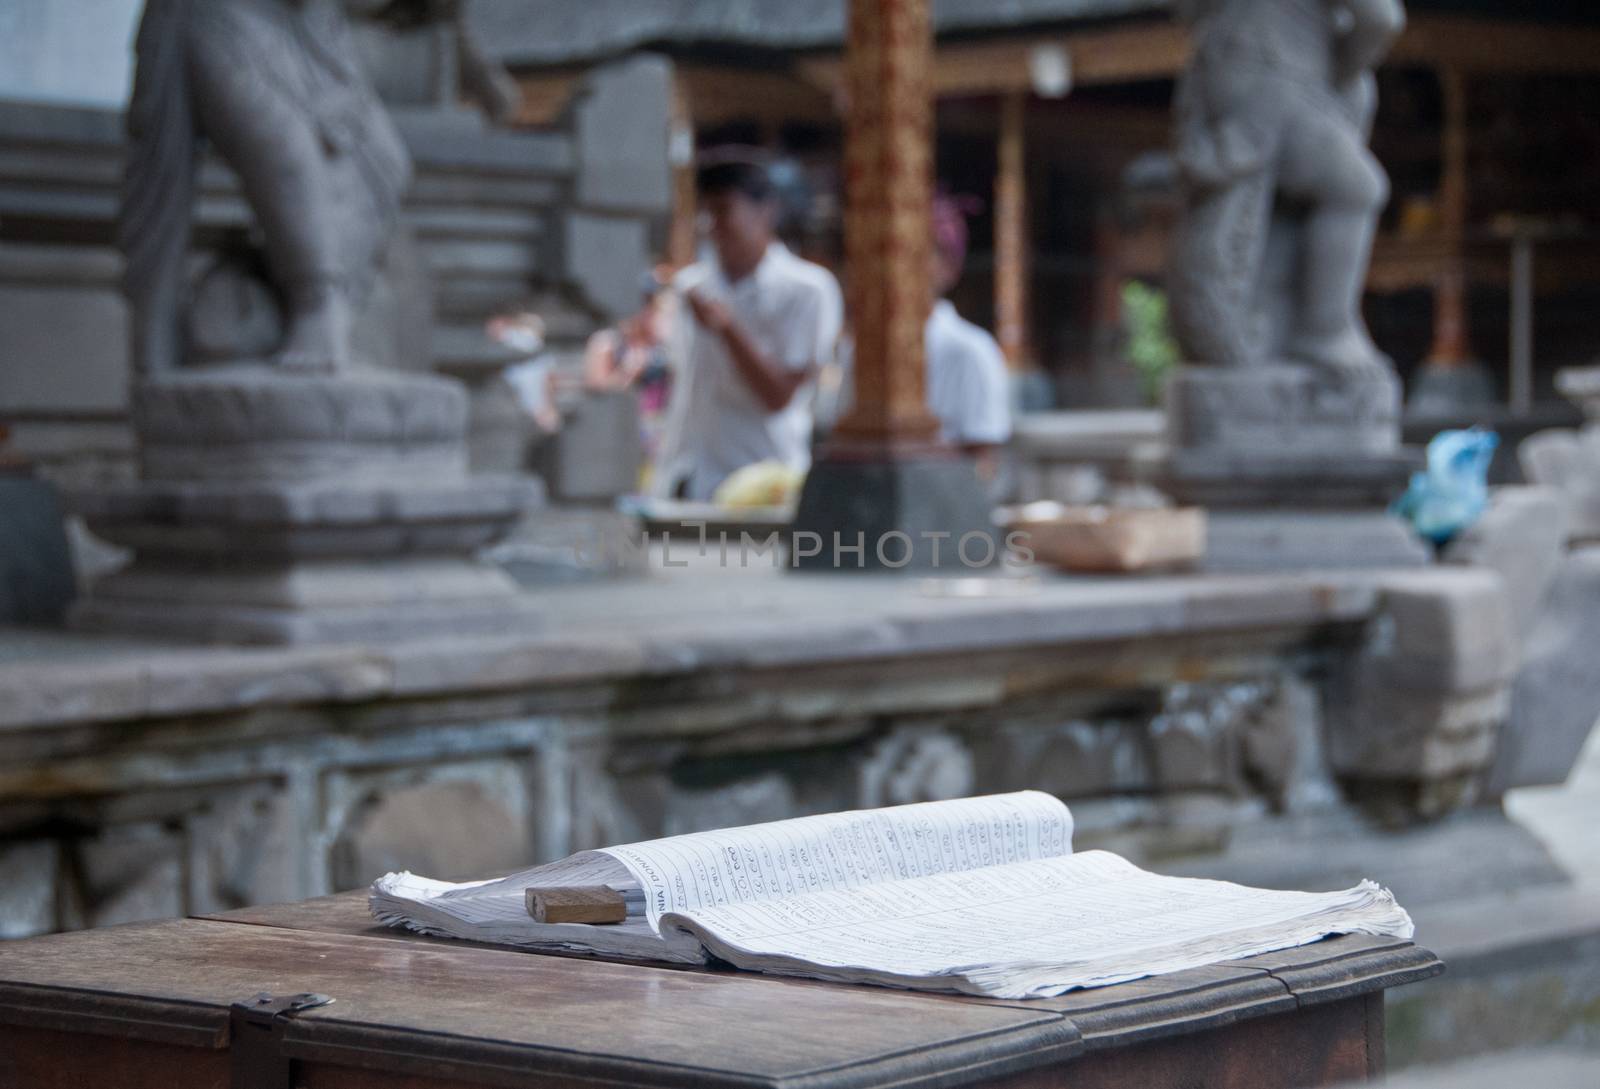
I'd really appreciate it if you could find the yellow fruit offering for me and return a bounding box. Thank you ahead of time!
[712,461,806,509]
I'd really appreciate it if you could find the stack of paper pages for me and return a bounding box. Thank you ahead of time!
[370,792,1413,999]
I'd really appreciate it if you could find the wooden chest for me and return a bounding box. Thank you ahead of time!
[0,891,1441,1089]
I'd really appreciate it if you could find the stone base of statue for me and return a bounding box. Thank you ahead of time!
[1557,365,1600,422]
[1154,363,1428,571]
[1521,365,1600,544]
[790,442,998,573]
[70,366,540,645]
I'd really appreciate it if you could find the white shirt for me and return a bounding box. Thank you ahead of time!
[654,244,843,500]
[924,300,1012,446]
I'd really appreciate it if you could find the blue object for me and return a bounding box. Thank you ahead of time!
[1392,429,1500,545]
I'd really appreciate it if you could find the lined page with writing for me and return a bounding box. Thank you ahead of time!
[662,851,1415,999]
[600,791,1073,927]
[370,795,1414,997]
[370,791,1071,962]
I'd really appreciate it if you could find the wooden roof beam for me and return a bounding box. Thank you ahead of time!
[511,14,1600,128]
[796,13,1600,102]
[796,22,1190,99]
[1391,15,1600,75]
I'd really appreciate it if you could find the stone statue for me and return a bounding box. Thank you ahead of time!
[1169,0,1405,376]
[84,0,540,645]
[121,0,413,375]
[1159,1,1424,561]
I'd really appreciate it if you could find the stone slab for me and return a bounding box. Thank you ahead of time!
[1013,410,1166,461]
[71,476,539,559]
[1161,805,1569,910]
[1166,363,1402,455]
[1200,511,1430,572]
[133,366,471,485]
[72,542,537,646]
[1362,569,1519,695]
[1488,546,1600,794]
[490,505,648,585]
[0,568,1385,730]
[1326,568,1518,793]
[134,366,468,443]
[1442,486,1569,640]
[1158,363,1416,508]
[86,556,521,611]
[534,390,644,503]
[573,55,673,215]
[1155,448,1421,509]
[1519,426,1600,544]
[71,589,543,647]
[566,212,653,321]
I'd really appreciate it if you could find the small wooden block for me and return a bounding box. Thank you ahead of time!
[526,886,627,924]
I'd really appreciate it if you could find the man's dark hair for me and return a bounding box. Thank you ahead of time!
[696,157,774,203]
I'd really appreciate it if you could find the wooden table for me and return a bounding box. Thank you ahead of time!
[0,891,1441,1089]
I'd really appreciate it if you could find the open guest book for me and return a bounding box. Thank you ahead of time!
[370,791,1413,999]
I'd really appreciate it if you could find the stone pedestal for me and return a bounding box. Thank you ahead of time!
[1556,365,1600,422]
[435,340,533,475]
[791,448,997,572]
[70,366,539,644]
[1157,364,1426,570]
[1521,366,1600,544]
[535,390,644,503]
[1163,364,1414,505]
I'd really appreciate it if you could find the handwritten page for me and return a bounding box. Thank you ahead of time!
[370,794,1414,997]
[601,791,1073,927]
[371,791,1070,963]
[662,851,1415,998]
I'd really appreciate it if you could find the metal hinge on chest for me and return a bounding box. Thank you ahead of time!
[230,991,335,1089]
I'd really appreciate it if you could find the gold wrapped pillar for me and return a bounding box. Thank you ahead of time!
[831,0,941,448]
[792,0,997,572]
[994,91,1031,370]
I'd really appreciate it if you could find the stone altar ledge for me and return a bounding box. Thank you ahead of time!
[0,567,1399,732]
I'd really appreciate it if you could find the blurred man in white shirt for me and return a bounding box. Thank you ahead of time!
[924,195,1012,480]
[654,156,843,500]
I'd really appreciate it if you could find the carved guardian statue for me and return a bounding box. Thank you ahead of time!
[1169,0,1405,376]
[121,0,414,375]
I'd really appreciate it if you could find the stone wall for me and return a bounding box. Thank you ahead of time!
[0,567,1525,939]
[0,636,1318,936]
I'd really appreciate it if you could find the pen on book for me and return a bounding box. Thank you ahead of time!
[526,884,646,925]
